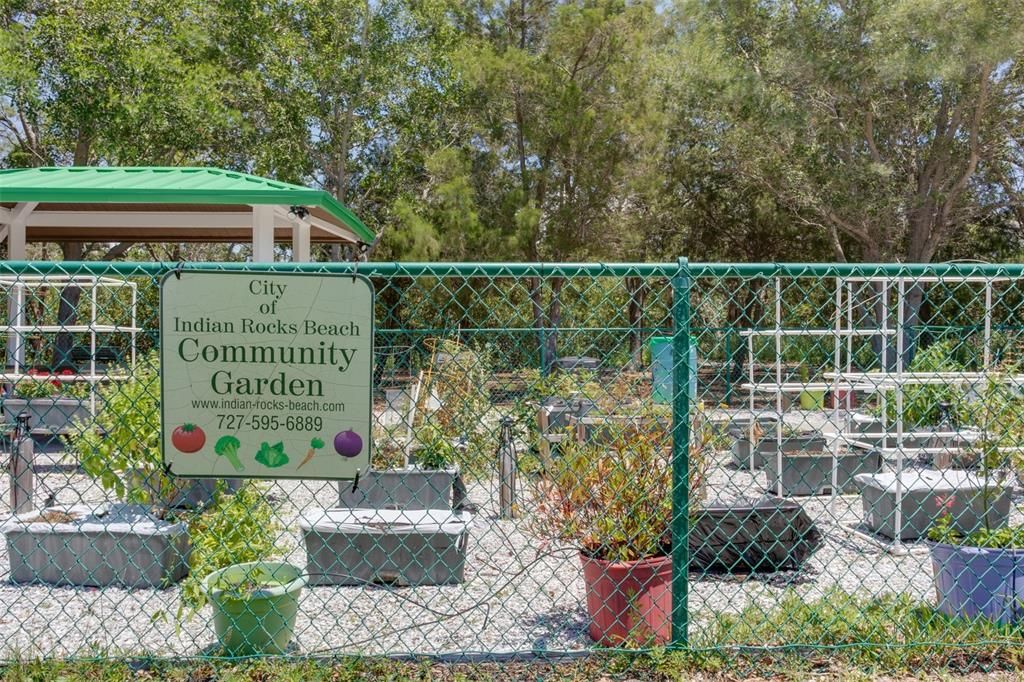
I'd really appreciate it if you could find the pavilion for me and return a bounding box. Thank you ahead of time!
[0,166,374,262]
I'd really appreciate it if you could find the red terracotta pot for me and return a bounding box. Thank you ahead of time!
[826,389,857,409]
[580,553,672,646]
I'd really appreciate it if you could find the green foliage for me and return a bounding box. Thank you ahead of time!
[871,339,965,427]
[412,424,457,470]
[11,378,91,400]
[67,353,170,504]
[177,483,280,617]
[927,513,1024,549]
[529,407,711,562]
[531,427,672,562]
[11,378,57,399]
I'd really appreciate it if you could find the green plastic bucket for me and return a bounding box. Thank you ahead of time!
[203,561,306,656]
[650,336,698,404]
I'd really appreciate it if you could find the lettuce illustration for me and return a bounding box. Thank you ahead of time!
[254,441,289,468]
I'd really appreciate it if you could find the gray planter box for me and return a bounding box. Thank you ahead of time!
[1,396,91,433]
[2,396,91,450]
[763,436,882,496]
[541,397,596,432]
[849,431,980,469]
[300,508,471,586]
[855,470,1012,540]
[728,414,780,469]
[848,413,885,442]
[337,467,460,510]
[1,503,190,588]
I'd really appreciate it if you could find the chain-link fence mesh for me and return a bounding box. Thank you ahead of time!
[1,259,1024,666]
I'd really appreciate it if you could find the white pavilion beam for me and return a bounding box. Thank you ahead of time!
[26,210,292,229]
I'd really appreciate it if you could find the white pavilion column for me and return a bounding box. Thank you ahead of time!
[251,205,275,262]
[5,202,34,372]
[292,220,311,263]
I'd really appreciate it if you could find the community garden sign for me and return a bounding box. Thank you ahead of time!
[160,271,373,479]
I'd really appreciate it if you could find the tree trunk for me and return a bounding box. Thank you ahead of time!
[901,283,926,369]
[626,276,647,370]
[529,276,549,374]
[53,242,83,370]
[544,277,563,372]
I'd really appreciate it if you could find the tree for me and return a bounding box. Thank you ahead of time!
[682,0,1024,362]
[682,0,1024,264]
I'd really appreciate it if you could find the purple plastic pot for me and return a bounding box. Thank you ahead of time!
[928,541,1024,624]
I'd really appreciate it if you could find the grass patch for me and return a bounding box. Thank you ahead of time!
[5,590,1024,680]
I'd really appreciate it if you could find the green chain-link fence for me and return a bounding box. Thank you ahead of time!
[1,259,1024,666]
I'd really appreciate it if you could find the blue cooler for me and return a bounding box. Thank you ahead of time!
[650,336,697,404]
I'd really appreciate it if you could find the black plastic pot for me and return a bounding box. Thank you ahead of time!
[689,498,822,574]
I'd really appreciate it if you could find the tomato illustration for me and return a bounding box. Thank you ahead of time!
[172,424,206,453]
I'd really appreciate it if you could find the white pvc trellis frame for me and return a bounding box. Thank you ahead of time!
[0,275,139,420]
[740,274,1021,553]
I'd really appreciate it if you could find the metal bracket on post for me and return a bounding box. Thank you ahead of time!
[10,412,33,514]
[670,256,691,649]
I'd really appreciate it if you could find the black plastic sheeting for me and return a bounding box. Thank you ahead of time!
[689,497,822,574]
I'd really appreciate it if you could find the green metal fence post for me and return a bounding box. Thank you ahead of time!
[671,256,691,648]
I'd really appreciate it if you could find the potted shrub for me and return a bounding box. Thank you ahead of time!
[202,561,306,655]
[927,398,1024,623]
[530,411,709,646]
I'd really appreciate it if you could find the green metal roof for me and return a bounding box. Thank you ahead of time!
[0,166,374,243]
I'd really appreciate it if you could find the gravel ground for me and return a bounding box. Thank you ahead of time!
[0,408,1014,658]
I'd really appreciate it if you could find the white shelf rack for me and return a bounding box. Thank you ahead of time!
[1,275,139,417]
[742,273,1022,554]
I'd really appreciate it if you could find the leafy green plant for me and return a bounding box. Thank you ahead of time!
[67,352,174,504]
[412,423,457,469]
[870,339,965,427]
[12,378,57,399]
[177,482,280,618]
[12,377,91,400]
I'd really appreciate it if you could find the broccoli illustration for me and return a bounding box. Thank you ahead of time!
[214,435,245,472]
[254,441,289,468]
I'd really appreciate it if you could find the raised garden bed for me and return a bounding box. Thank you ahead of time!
[848,431,980,469]
[300,507,472,586]
[337,466,463,510]
[1,503,189,587]
[1,396,91,450]
[728,413,780,469]
[854,470,1012,540]
[763,436,882,496]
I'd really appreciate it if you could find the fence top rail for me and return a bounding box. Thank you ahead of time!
[1,260,1024,278]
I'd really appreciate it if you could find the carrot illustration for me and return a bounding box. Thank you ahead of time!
[296,437,325,469]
